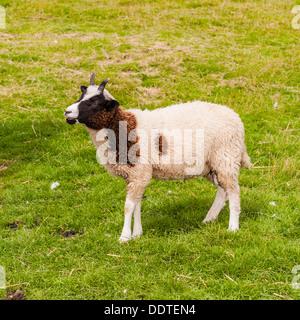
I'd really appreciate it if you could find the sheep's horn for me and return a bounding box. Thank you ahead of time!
[98,78,110,93]
[90,73,96,85]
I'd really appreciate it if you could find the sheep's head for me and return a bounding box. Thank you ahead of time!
[64,74,119,128]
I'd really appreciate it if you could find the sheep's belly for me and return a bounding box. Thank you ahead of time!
[152,164,203,181]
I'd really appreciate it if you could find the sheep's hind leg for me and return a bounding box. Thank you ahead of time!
[203,187,228,223]
[215,174,241,231]
[227,185,241,232]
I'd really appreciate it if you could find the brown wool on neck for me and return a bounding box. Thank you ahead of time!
[157,135,168,156]
[87,107,140,166]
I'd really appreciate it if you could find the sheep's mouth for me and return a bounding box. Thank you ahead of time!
[66,117,77,125]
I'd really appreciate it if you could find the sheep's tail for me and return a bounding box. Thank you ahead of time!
[241,148,251,169]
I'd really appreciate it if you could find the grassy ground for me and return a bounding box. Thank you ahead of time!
[0,0,299,300]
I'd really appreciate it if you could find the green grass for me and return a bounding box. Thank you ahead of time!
[0,0,299,300]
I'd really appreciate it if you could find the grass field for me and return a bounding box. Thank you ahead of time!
[0,0,299,300]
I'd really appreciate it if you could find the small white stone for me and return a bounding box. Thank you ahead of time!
[269,201,276,206]
[51,182,60,189]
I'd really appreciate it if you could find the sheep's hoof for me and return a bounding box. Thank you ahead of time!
[131,231,143,239]
[227,226,239,232]
[202,218,215,224]
[118,235,132,243]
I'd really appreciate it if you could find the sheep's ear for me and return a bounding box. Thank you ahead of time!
[81,85,88,93]
[105,99,119,112]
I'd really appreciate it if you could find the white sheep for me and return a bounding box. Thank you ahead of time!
[64,74,251,242]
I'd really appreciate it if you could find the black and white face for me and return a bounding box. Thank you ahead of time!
[64,77,119,127]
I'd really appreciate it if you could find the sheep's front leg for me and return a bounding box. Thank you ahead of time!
[119,199,142,242]
[119,176,150,243]
[132,200,142,238]
[119,198,136,242]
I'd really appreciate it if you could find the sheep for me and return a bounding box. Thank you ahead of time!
[64,74,251,242]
